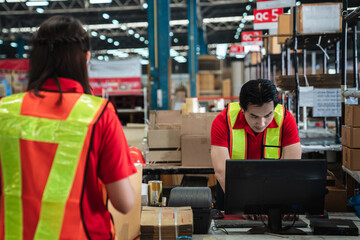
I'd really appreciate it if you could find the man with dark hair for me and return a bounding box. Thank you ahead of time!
[211,79,301,210]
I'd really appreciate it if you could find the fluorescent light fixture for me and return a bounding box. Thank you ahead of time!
[139,37,145,42]
[107,38,113,43]
[6,0,26,2]
[91,31,98,37]
[216,43,228,59]
[99,35,106,40]
[26,1,49,6]
[97,56,104,60]
[133,48,149,58]
[128,29,134,35]
[174,56,187,63]
[104,56,109,61]
[170,49,179,57]
[141,59,149,65]
[89,0,112,4]
[142,3,148,9]
[120,25,127,30]
[36,7,45,13]
[134,33,140,38]
[112,19,119,24]
[114,41,120,46]
[10,42,18,48]
[102,13,110,19]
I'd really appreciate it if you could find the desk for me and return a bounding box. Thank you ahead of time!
[192,213,360,239]
[143,165,214,175]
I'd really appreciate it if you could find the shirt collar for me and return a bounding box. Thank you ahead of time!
[41,78,85,93]
[233,110,279,135]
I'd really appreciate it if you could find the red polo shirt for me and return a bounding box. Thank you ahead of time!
[211,104,300,159]
[42,78,137,239]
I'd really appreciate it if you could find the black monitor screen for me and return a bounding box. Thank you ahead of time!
[225,159,327,234]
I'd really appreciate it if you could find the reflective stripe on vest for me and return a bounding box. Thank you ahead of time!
[0,92,106,240]
[227,102,284,159]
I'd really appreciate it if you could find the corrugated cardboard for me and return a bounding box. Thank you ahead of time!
[148,129,180,149]
[140,207,193,240]
[342,125,360,148]
[181,135,212,168]
[325,186,347,212]
[345,105,360,127]
[108,164,142,240]
[185,98,199,114]
[199,73,215,91]
[278,14,292,44]
[264,37,281,55]
[297,3,342,34]
[222,79,231,97]
[342,146,360,170]
[149,110,182,129]
[181,112,219,137]
[148,150,181,164]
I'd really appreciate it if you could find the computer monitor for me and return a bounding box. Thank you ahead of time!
[225,159,327,235]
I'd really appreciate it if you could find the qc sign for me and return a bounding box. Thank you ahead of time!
[254,8,283,30]
[241,31,263,46]
[257,0,295,10]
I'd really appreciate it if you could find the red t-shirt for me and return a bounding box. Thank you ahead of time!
[42,78,137,239]
[211,104,300,159]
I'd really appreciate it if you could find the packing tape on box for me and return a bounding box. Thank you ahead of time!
[158,208,162,240]
[174,207,178,238]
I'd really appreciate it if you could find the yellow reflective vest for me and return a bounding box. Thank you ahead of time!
[226,102,285,159]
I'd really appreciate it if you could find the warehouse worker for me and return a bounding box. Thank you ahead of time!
[211,79,301,210]
[0,15,136,239]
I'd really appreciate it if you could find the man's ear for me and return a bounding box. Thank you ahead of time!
[85,51,91,61]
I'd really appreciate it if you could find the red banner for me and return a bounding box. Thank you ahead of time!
[241,31,263,46]
[89,77,141,96]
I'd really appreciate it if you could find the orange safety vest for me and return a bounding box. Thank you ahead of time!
[226,102,285,159]
[0,91,110,240]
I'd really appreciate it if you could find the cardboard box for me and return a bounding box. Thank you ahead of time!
[278,14,292,44]
[140,206,193,239]
[149,110,182,129]
[345,105,360,127]
[198,55,222,71]
[181,112,219,138]
[108,164,142,240]
[325,186,347,212]
[342,146,360,170]
[264,37,281,55]
[148,129,180,149]
[148,150,181,165]
[222,79,231,97]
[199,73,215,91]
[297,3,342,34]
[342,125,360,148]
[181,135,212,168]
[185,98,199,114]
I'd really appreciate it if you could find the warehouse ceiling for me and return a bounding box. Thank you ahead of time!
[0,0,359,60]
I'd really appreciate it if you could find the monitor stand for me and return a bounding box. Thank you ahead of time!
[247,208,307,235]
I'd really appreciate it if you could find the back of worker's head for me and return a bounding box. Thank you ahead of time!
[239,79,279,111]
[28,15,92,96]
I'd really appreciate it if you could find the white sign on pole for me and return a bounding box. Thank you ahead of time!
[299,86,314,107]
[313,88,341,117]
[256,0,295,10]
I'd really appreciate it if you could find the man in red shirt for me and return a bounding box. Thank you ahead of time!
[211,79,301,210]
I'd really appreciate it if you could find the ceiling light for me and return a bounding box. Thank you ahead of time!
[24,45,30,50]
[174,56,187,63]
[296,1,301,6]
[169,32,174,37]
[99,35,106,40]
[26,1,49,6]
[134,33,140,38]
[142,3,148,9]
[246,5,251,11]
[144,40,149,45]
[91,31,98,37]
[249,0,253,2]
[10,42,18,48]
[240,23,245,28]
[102,13,110,19]
[243,12,248,17]
[89,0,112,4]
[141,59,149,65]
[128,29,134,35]
[112,19,119,24]
[120,25,127,30]
[104,56,109,61]
[36,7,45,13]
[241,18,246,23]
[140,37,145,42]
[234,35,239,39]
[107,38,113,43]
[173,38,178,43]
[0,40,3,45]
[97,56,104,60]
[114,41,120,46]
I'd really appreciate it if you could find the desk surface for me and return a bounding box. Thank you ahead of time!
[343,166,360,184]
[192,213,360,239]
[143,165,214,175]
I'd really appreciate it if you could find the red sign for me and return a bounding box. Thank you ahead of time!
[229,45,245,54]
[89,77,141,96]
[241,31,262,43]
[254,8,283,24]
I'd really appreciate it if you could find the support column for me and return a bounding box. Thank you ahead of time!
[188,0,198,97]
[148,0,170,110]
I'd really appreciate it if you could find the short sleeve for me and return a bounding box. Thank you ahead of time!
[211,109,229,148]
[96,104,137,184]
[281,110,300,147]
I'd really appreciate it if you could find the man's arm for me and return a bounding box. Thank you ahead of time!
[211,145,230,192]
[281,142,302,159]
[106,177,135,214]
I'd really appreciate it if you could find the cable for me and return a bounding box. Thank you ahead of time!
[211,226,228,234]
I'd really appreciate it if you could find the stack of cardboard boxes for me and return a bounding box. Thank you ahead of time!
[342,105,360,170]
[147,110,218,168]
